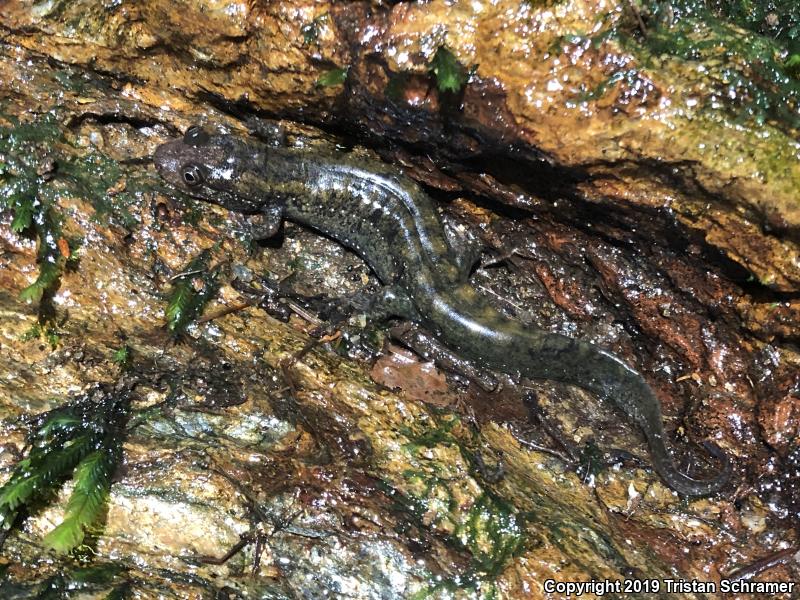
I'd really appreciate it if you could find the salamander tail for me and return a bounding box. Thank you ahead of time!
[645,435,732,496]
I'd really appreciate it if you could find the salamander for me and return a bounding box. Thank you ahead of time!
[154,125,731,495]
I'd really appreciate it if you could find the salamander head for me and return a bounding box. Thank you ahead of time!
[154,126,266,212]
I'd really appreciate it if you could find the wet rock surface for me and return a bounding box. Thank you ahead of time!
[0,1,799,598]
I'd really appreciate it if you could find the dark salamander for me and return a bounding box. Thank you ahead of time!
[154,126,731,495]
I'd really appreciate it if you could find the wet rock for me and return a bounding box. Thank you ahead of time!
[0,1,799,598]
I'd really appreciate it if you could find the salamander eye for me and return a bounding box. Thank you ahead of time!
[184,126,209,147]
[181,164,204,186]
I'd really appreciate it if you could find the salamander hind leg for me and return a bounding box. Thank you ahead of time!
[301,285,420,326]
[231,276,294,322]
[235,270,421,330]
[443,222,483,281]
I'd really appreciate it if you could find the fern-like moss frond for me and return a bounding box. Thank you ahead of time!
[0,383,130,552]
[0,433,95,517]
[35,414,83,443]
[165,249,219,335]
[43,442,119,554]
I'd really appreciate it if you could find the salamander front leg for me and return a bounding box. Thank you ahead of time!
[389,322,499,391]
[246,204,285,241]
[475,232,538,274]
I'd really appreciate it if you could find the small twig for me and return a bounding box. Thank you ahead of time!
[626,0,648,37]
[197,535,252,566]
[251,535,265,575]
[474,283,528,316]
[725,547,799,583]
[287,300,322,326]
[196,301,253,323]
[168,268,206,281]
[318,330,342,343]
[512,433,575,464]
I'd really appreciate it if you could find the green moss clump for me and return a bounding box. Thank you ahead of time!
[390,414,526,598]
[0,385,130,554]
[301,13,329,45]
[5,562,129,598]
[626,0,800,131]
[1,111,147,315]
[111,345,131,368]
[707,0,800,50]
[0,112,69,304]
[165,248,221,335]
[429,46,469,94]
[316,67,349,88]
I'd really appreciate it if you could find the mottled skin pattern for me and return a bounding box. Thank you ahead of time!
[154,127,731,495]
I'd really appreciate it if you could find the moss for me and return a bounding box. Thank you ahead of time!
[164,248,221,335]
[52,69,91,95]
[706,0,800,50]
[0,111,67,305]
[577,65,647,103]
[111,345,131,368]
[0,385,130,555]
[458,492,525,576]
[388,414,526,597]
[58,150,150,230]
[3,562,129,599]
[316,67,349,88]
[429,46,470,94]
[385,72,410,102]
[618,0,800,131]
[401,412,461,449]
[301,13,329,46]
[0,111,151,316]
[20,321,62,350]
